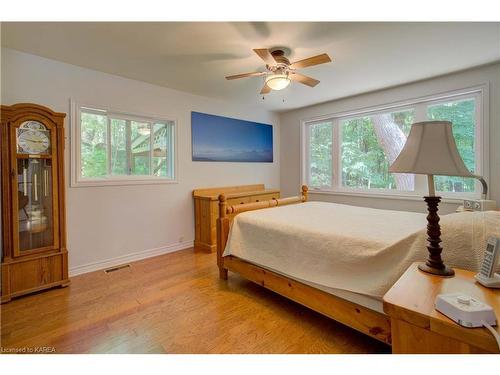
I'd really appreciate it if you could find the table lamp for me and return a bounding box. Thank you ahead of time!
[389,121,475,277]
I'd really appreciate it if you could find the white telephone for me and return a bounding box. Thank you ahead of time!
[474,236,500,288]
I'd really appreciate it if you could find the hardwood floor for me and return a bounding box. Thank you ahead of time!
[0,248,390,354]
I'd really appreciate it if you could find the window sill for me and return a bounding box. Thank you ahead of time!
[71,177,178,188]
[308,189,473,204]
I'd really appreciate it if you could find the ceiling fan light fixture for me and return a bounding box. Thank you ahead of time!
[265,73,291,91]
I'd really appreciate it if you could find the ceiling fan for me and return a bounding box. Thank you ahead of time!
[225,48,332,94]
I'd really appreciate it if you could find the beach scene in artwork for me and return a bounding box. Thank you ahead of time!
[191,111,273,162]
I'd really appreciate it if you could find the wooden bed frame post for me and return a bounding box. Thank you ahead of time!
[217,194,229,280]
[301,185,308,202]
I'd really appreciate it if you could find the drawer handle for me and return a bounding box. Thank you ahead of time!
[240,202,245,204]
[255,199,260,202]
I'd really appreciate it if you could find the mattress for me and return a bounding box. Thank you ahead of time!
[224,201,498,298]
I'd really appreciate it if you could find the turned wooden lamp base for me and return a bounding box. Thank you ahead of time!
[418,262,455,277]
[418,195,455,277]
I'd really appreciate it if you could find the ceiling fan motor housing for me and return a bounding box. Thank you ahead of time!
[269,49,291,68]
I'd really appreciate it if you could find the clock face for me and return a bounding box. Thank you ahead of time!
[17,121,51,154]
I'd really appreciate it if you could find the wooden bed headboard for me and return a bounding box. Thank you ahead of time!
[216,185,308,279]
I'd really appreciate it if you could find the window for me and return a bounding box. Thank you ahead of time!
[307,122,333,188]
[302,88,484,199]
[73,105,176,186]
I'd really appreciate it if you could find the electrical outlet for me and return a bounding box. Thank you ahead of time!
[463,199,496,211]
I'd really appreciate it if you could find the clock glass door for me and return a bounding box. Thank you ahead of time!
[14,120,58,254]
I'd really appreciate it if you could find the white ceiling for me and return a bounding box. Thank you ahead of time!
[2,22,500,112]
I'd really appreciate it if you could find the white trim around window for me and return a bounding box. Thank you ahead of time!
[70,100,178,187]
[300,84,490,201]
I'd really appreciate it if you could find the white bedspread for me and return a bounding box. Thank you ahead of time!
[223,202,500,298]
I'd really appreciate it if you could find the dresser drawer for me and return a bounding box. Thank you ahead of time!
[250,193,280,202]
[227,196,251,206]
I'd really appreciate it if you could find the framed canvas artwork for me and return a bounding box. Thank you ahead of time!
[191,111,273,162]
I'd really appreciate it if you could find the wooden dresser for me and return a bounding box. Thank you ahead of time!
[193,184,280,252]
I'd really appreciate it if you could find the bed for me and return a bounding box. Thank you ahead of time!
[216,186,499,345]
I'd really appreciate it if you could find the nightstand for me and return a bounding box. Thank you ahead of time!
[383,263,500,353]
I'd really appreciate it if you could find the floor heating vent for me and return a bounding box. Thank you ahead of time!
[104,264,131,273]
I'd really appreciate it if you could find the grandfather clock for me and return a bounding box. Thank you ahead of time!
[1,103,69,303]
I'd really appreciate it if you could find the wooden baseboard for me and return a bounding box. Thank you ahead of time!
[69,240,194,276]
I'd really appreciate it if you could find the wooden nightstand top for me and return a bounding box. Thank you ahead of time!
[383,262,500,353]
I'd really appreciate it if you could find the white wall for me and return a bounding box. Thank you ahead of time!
[1,48,279,274]
[279,63,500,214]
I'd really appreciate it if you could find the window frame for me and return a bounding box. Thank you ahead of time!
[71,101,178,187]
[300,85,488,201]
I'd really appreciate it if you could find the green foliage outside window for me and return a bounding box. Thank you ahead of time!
[309,122,332,187]
[81,112,107,178]
[80,110,173,179]
[111,119,127,175]
[341,110,414,189]
[427,99,476,193]
[130,121,151,176]
[153,123,169,177]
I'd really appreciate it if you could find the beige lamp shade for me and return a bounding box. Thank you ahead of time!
[389,121,473,177]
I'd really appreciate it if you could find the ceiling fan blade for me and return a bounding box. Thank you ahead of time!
[289,72,320,87]
[260,83,272,94]
[289,53,332,69]
[225,71,265,80]
[253,48,277,66]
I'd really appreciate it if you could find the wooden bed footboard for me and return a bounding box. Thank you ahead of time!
[215,185,392,345]
[216,185,308,280]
